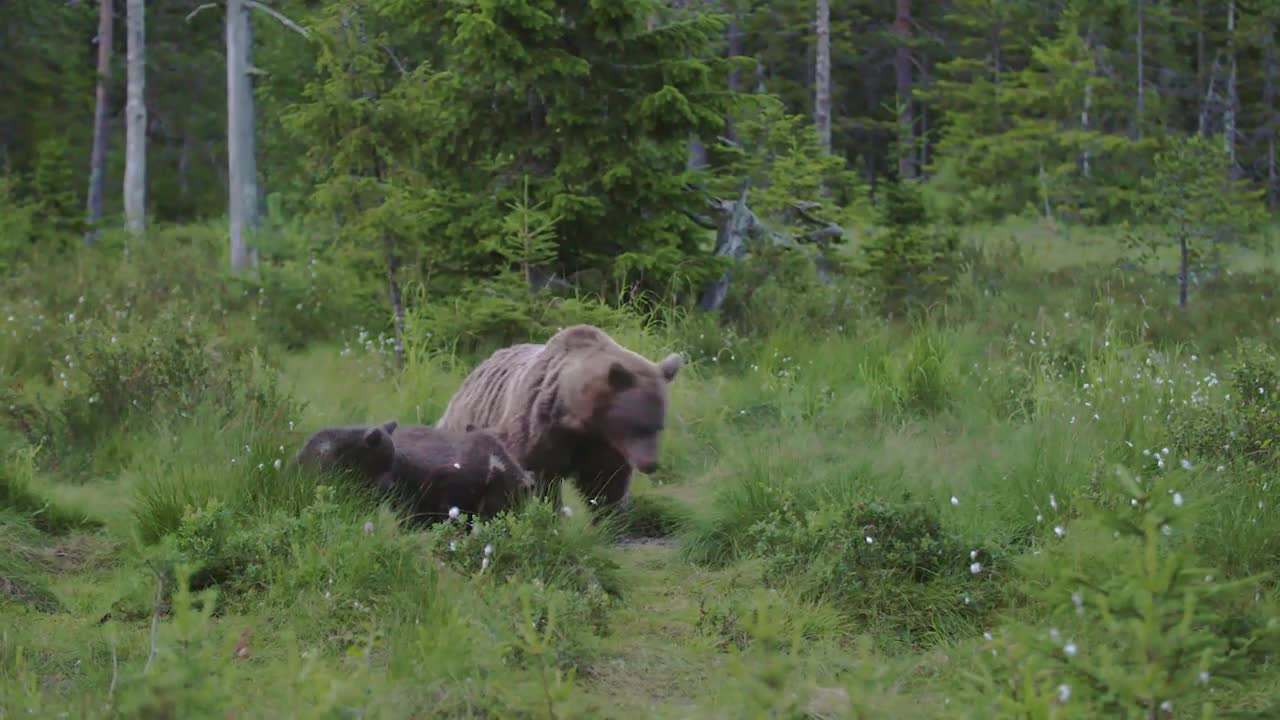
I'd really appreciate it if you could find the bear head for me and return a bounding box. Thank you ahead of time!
[559,350,683,474]
[295,420,399,490]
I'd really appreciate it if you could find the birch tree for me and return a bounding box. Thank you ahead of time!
[895,0,914,178]
[85,0,113,245]
[813,0,831,150]
[124,0,146,237]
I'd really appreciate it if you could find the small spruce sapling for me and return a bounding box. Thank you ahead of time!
[1127,134,1266,309]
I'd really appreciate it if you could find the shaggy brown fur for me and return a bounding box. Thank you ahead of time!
[294,421,399,493]
[435,324,683,514]
[386,423,534,524]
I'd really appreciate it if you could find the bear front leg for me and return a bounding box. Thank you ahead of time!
[573,461,633,520]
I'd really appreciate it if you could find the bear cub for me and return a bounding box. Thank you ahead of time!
[387,423,535,525]
[294,420,533,525]
[294,420,399,493]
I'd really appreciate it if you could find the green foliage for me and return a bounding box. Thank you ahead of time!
[859,178,961,312]
[965,466,1280,718]
[745,492,1001,642]
[424,498,624,604]
[1169,339,1280,467]
[1128,134,1269,307]
[0,445,100,534]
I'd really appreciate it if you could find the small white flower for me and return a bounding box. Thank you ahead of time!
[1049,628,1062,642]
[1072,591,1084,614]
[1049,494,1058,511]
[448,541,457,552]
[950,495,959,506]
[1036,513,1043,523]
[970,549,978,560]
[273,458,282,470]
[983,631,993,641]
[448,506,460,520]
[1057,684,1072,703]
[1173,492,1184,507]
[363,520,374,534]
[1161,447,1170,455]
[483,543,493,556]
[1160,701,1173,712]
[1217,465,1226,472]
[1063,641,1078,657]
[452,461,462,469]
[969,562,983,574]
[481,557,490,571]
[1198,670,1210,684]
[1054,525,1066,538]
[865,536,874,544]
[1180,458,1193,471]
[561,505,573,517]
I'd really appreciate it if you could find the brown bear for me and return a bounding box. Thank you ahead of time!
[385,423,535,525]
[294,420,400,493]
[434,324,683,516]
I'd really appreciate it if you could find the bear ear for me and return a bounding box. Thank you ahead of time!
[381,420,398,435]
[607,361,635,390]
[658,353,683,382]
[364,426,387,448]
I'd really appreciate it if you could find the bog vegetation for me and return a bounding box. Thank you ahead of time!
[4,0,1280,718]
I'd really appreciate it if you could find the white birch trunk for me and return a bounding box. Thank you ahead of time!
[813,0,831,150]
[86,0,113,244]
[124,0,146,236]
[227,0,259,273]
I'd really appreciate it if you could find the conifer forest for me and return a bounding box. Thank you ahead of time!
[4,1,1280,717]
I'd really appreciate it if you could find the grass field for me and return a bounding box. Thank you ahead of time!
[3,218,1280,718]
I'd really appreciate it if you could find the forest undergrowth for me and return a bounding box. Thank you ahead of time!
[3,217,1280,719]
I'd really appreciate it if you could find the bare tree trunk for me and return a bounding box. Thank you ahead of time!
[227,0,259,273]
[85,0,113,245]
[1268,33,1278,211]
[1135,0,1145,139]
[124,0,146,237]
[894,0,914,178]
[1225,0,1239,180]
[813,0,831,150]
[384,234,406,370]
[725,8,742,144]
[1179,234,1189,309]
[1197,0,1207,136]
[1081,84,1092,177]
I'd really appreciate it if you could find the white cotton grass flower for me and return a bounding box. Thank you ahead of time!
[1063,640,1078,657]
[561,505,573,517]
[969,562,983,574]
[865,536,874,544]
[481,557,490,571]
[273,458,282,470]
[483,544,493,557]
[363,520,374,534]
[1173,492,1184,507]
[1054,525,1066,538]
[1181,458,1193,471]
[448,506,461,520]
[950,495,960,506]
[1057,684,1072,703]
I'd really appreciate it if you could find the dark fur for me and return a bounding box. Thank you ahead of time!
[386,423,534,524]
[435,324,683,514]
[294,421,399,492]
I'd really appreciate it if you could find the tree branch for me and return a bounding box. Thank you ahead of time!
[245,0,310,38]
[185,3,219,23]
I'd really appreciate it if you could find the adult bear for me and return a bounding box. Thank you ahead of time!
[435,324,683,516]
